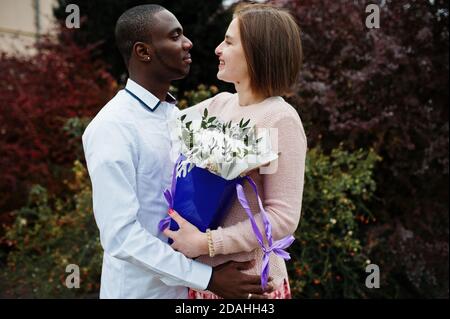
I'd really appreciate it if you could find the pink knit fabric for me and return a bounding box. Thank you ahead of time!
[189,92,307,290]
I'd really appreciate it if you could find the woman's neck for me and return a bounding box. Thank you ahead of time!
[235,80,266,106]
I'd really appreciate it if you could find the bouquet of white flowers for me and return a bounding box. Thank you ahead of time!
[175,107,278,180]
[159,106,293,289]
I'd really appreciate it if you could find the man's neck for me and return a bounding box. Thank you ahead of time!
[129,72,171,102]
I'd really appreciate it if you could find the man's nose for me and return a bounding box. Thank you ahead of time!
[183,36,193,50]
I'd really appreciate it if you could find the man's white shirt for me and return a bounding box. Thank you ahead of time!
[82,79,212,298]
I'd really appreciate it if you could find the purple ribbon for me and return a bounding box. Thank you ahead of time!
[158,159,295,289]
[236,176,295,289]
[158,155,183,232]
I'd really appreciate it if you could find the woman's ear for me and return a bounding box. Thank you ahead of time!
[133,42,153,62]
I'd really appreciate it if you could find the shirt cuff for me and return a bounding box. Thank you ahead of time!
[211,227,225,255]
[188,260,213,291]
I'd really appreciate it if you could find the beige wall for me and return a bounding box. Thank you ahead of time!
[0,0,57,54]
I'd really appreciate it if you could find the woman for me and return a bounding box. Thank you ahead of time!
[163,3,307,299]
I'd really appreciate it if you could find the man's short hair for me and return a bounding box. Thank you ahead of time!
[115,4,166,67]
[234,4,303,97]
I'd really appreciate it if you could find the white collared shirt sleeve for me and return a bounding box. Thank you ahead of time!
[83,119,211,291]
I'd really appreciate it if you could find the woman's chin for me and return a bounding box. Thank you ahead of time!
[216,72,232,83]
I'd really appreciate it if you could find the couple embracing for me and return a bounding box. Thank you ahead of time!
[82,3,306,299]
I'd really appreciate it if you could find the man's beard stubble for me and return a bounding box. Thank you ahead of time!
[154,50,190,79]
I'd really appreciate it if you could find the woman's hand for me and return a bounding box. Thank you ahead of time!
[162,209,209,258]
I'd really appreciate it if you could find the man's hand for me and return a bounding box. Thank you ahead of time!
[207,260,274,299]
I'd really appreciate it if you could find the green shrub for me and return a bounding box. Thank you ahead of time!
[176,84,219,109]
[1,88,381,298]
[1,161,101,298]
[288,145,381,298]
[1,145,380,298]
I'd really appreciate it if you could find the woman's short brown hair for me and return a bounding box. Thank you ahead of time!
[233,3,303,97]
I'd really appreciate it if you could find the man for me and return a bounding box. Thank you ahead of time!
[82,4,271,299]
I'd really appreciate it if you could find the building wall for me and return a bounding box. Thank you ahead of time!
[0,0,57,54]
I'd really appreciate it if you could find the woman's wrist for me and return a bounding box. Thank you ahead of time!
[205,229,215,257]
[199,231,210,256]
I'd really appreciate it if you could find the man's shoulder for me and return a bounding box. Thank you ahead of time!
[83,91,135,141]
[94,90,131,119]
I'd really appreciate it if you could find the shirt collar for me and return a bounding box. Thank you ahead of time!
[124,78,177,112]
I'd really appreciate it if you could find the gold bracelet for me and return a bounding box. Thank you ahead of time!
[206,228,215,257]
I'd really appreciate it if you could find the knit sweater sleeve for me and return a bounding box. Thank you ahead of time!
[211,113,307,255]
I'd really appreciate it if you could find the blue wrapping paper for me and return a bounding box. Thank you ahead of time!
[170,165,242,233]
[158,160,295,289]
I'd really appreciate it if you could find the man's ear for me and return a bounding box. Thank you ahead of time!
[133,42,153,62]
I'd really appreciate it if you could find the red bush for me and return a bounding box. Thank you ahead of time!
[272,0,449,296]
[0,26,117,211]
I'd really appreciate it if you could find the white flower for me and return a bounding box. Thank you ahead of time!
[174,109,278,180]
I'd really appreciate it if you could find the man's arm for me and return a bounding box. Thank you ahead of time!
[83,119,272,298]
[83,119,211,290]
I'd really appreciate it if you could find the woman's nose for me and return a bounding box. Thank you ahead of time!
[215,43,223,56]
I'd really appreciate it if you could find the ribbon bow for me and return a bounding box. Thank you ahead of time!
[158,156,183,232]
[236,176,295,289]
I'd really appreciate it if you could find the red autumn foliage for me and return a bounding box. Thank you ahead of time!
[0,26,117,212]
[272,0,449,296]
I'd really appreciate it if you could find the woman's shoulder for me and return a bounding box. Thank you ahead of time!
[261,97,307,146]
[262,96,302,126]
[183,91,235,115]
[210,91,236,106]
[214,91,235,100]
[202,91,236,114]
